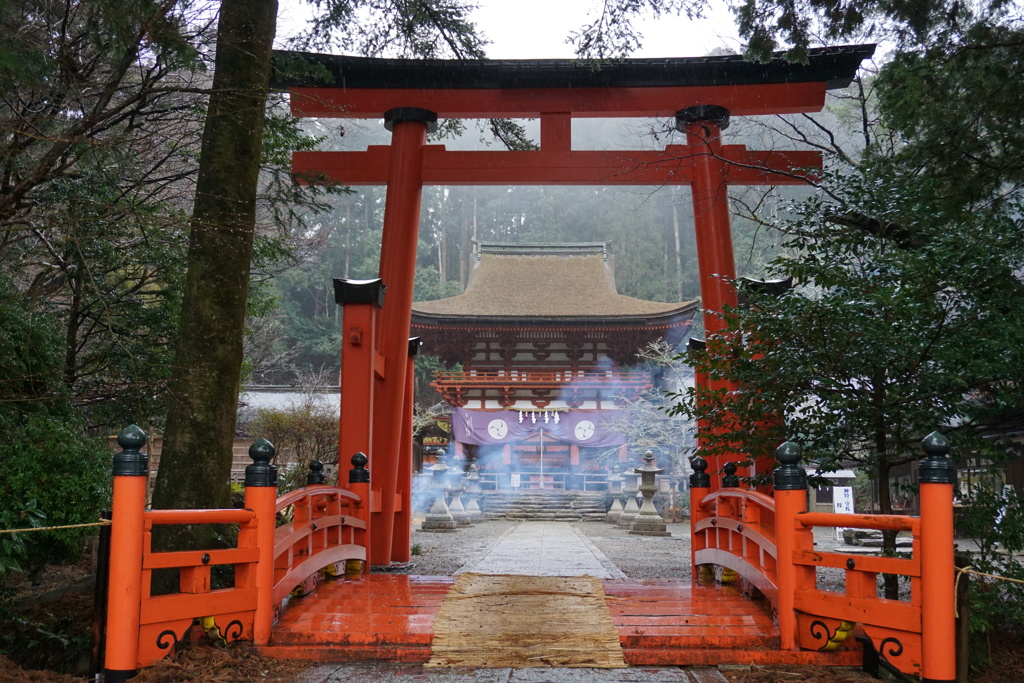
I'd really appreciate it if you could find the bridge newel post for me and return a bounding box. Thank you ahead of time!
[103,425,149,683]
[244,438,278,646]
[348,452,371,574]
[773,441,807,651]
[918,431,957,683]
[722,461,740,488]
[689,456,712,581]
[307,459,326,486]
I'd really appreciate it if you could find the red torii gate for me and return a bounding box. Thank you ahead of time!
[272,46,875,566]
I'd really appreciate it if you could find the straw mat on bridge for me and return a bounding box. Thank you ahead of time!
[426,572,626,668]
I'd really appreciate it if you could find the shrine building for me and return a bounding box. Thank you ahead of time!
[411,241,697,490]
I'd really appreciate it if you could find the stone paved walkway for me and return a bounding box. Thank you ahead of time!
[459,522,627,579]
[295,661,727,682]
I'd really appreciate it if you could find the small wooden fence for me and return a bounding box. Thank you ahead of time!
[690,433,957,680]
[102,426,369,683]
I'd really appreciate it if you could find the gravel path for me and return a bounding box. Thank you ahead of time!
[400,518,857,592]
[401,519,693,580]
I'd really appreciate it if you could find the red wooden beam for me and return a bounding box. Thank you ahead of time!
[293,145,820,187]
[289,83,827,119]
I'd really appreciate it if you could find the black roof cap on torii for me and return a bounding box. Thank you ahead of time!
[271,44,875,92]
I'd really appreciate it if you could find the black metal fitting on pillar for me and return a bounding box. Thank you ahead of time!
[333,277,386,307]
[686,337,706,354]
[408,337,422,357]
[245,439,278,488]
[307,459,326,486]
[773,441,807,491]
[113,424,149,477]
[738,276,794,307]
[689,455,711,488]
[349,452,370,484]
[722,461,740,488]
[918,431,956,485]
[384,107,439,134]
[675,105,731,132]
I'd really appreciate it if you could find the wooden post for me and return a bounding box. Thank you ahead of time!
[955,554,970,682]
[104,426,149,683]
[392,338,419,563]
[371,108,435,567]
[347,452,371,574]
[689,456,711,579]
[919,431,957,683]
[335,278,383,471]
[335,278,383,558]
[243,439,278,646]
[679,106,743,486]
[773,441,807,651]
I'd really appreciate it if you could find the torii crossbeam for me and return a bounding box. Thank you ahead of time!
[272,45,875,567]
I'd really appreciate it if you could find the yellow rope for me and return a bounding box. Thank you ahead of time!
[954,565,1024,618]
[956,565,1024,586]
[0,520,111,535]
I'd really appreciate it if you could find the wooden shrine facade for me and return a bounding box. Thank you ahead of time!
[412,242,697,412]
[271,44,874,564]
[411,241,697,488]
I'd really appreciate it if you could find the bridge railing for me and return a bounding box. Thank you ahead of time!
[102,426,369,683]
[689,433,956,681]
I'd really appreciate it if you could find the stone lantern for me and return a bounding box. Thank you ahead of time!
[605,464,624,524]
[449,463,472,526]
[617,459,641,529]
[421,452,457,532]
[465,463,483,521]
[629,450,671,536]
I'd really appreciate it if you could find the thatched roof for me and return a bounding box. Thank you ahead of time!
[412,243,696,322]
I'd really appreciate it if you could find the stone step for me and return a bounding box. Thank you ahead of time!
[478,489,612,520]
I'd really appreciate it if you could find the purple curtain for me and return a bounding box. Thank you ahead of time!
[450,407,625,447]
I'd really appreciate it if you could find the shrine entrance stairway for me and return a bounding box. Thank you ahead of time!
[479,489,608,521]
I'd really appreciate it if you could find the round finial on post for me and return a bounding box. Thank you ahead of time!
[773,441,806,491]
[722,461,740,488]
[349,452,370,484]
[307,459,326,486]
[245,438,277,488]
[919,431,956,485]
[113,424,149,477]
[689,455,711,489]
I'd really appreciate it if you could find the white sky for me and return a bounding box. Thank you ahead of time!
[469,0,741,58]
[276,0,743,58]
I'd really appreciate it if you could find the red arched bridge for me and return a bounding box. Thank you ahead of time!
[101,426,957,682]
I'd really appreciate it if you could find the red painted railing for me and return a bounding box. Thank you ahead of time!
[102,427,368,682]
[689,434,956,680]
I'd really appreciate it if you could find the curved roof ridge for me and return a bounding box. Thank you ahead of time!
[413,245,696,319]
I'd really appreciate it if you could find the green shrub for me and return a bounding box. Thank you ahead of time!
[0,413,111,576]
[0,278,112,579]
[248,400,338,494]
[956,481,1024,669]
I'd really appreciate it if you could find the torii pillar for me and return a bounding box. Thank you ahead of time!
[679,105,743,491]
[368,108,436,566]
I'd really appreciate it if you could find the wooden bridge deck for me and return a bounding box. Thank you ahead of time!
[258,574,863,667]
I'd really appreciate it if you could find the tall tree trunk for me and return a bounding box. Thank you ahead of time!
[152,0,278,527]
[872,372,900,599]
